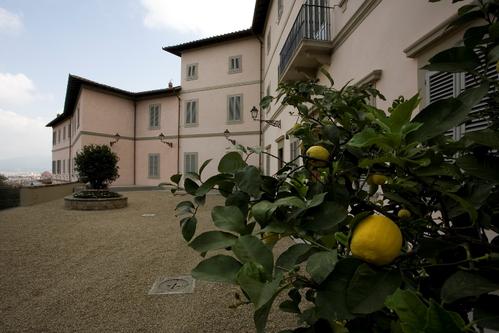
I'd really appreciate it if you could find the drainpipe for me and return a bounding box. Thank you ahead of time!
[176,90,181,175]
[256,33,264,170]
[68,121,72,182]
[133,100,137,185]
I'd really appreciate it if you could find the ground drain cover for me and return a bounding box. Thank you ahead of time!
[148,275,195,295]
[141,213,156,217]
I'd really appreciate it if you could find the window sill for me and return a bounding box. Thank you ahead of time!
[148,176,160,179]
[184,123,199,128]
[226,120,243,125]
[186,77,198,81]
[228,70,242,74]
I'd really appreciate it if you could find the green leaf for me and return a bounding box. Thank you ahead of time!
[189,231,238,253]
[275,244,312,272]
[252,201,276,224]
[306,250,337,284]
[347,128,392,150]
[196,174,231,196]
[441,271,499,303]
[346,264,401,314]
[307,192,327,208]
[184,178,199,195]
[170,174,182,184]
[464,129,499,149]
[423,46,480,73]
[218,151,246,173]
[425,300,465,333]
[474,295,499,330]
[180,216,197,242]
[225,191,250,217]
[279,300,301,314]
[488,44,499,62]
[274,196,306,209]
[385,289,428,333]
[232,235,274,278]
[211,205,247,234]
[410,82,488,142]
[316,258,361,320]
[456,155,499,183]
[235,166,262,197]
[388,94,420,132]
[198,159,212,177]
[443,192,478,222]
[305,201,348,232]
[192,255,242,283]
[463,25,488,48]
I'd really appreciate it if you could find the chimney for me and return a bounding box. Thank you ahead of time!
[168,81,173,89]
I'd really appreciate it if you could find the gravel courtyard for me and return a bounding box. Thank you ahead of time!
[0,191,296,333]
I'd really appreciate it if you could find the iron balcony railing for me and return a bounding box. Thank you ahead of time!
[278,3,333,77]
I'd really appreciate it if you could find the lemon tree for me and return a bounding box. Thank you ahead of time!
[170,1,499,332]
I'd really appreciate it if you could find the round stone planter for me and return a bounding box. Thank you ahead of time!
[64,191,128,210]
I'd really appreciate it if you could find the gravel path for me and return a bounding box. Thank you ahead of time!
[0,191,296,333]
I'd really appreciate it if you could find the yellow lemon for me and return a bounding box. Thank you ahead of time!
[397,209,411,219]
[350,215,403,266]
[306,146,330,162]
[368,174,387,185]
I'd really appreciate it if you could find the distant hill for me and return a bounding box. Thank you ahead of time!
[0,155,51,173]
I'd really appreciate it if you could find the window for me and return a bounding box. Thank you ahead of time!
[77,107,80,129]
[58,130,61,143]
[228,95,242,122]
[185,100,198,125]
[186,63,198,80]
[184,153,198,174]
[229,55,242,73]
[266,84,271,112]
[290,138,300,163]
[149,104,161,129]
[52,132,56,146]
[52,161,56,174]
[62,160,65,174]
[148,154,160,178]
[57,160,61,174]
[277,137,284,170]
[266,28,271,54]
[426,61,496,140]
[63,126,66,140]
[278,0,284,23]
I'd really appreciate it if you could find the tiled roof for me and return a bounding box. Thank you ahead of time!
[46,74,181,127]
[162,29,254,56]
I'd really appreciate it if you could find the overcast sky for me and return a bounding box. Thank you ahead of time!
[0,0,255,172]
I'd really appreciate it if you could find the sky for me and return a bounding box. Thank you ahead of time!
[0,0,255,172]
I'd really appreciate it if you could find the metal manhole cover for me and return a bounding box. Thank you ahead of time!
[148,275,195,295]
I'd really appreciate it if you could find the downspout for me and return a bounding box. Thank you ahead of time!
[133,100,137,185]
[176,90,181,175]
[256,33,264,170]
[68,121,72,182]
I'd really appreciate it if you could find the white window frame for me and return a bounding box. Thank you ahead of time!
[227,94,243,123]
[185,100,198,126]
[186,63,198,81]
[149,104,161,129]
[277,0,284,23]
[266,28,271,55]
[184,152,198,174]
[290,137,301,164]
[228,55,242,74]
[148,153,160,179]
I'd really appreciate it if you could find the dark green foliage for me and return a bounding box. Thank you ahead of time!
[74,144,119,189]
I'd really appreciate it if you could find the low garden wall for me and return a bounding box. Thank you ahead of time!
[20,182,83,207]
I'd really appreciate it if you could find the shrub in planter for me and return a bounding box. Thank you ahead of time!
[74,144,119,189]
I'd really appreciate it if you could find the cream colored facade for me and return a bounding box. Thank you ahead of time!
[49,0,468,185]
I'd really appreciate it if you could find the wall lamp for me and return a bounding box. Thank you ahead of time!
[250,106,281,128]
[223,129,236,145]
[158,133,173,147]
[110,133,121,146]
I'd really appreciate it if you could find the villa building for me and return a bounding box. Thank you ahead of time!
[48,0,490,186]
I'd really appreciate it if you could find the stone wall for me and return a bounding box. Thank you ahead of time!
[0,186,21,210]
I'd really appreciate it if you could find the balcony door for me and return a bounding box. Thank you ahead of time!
[305,0,329,40]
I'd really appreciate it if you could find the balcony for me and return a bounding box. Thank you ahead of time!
[279,3,333,82]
